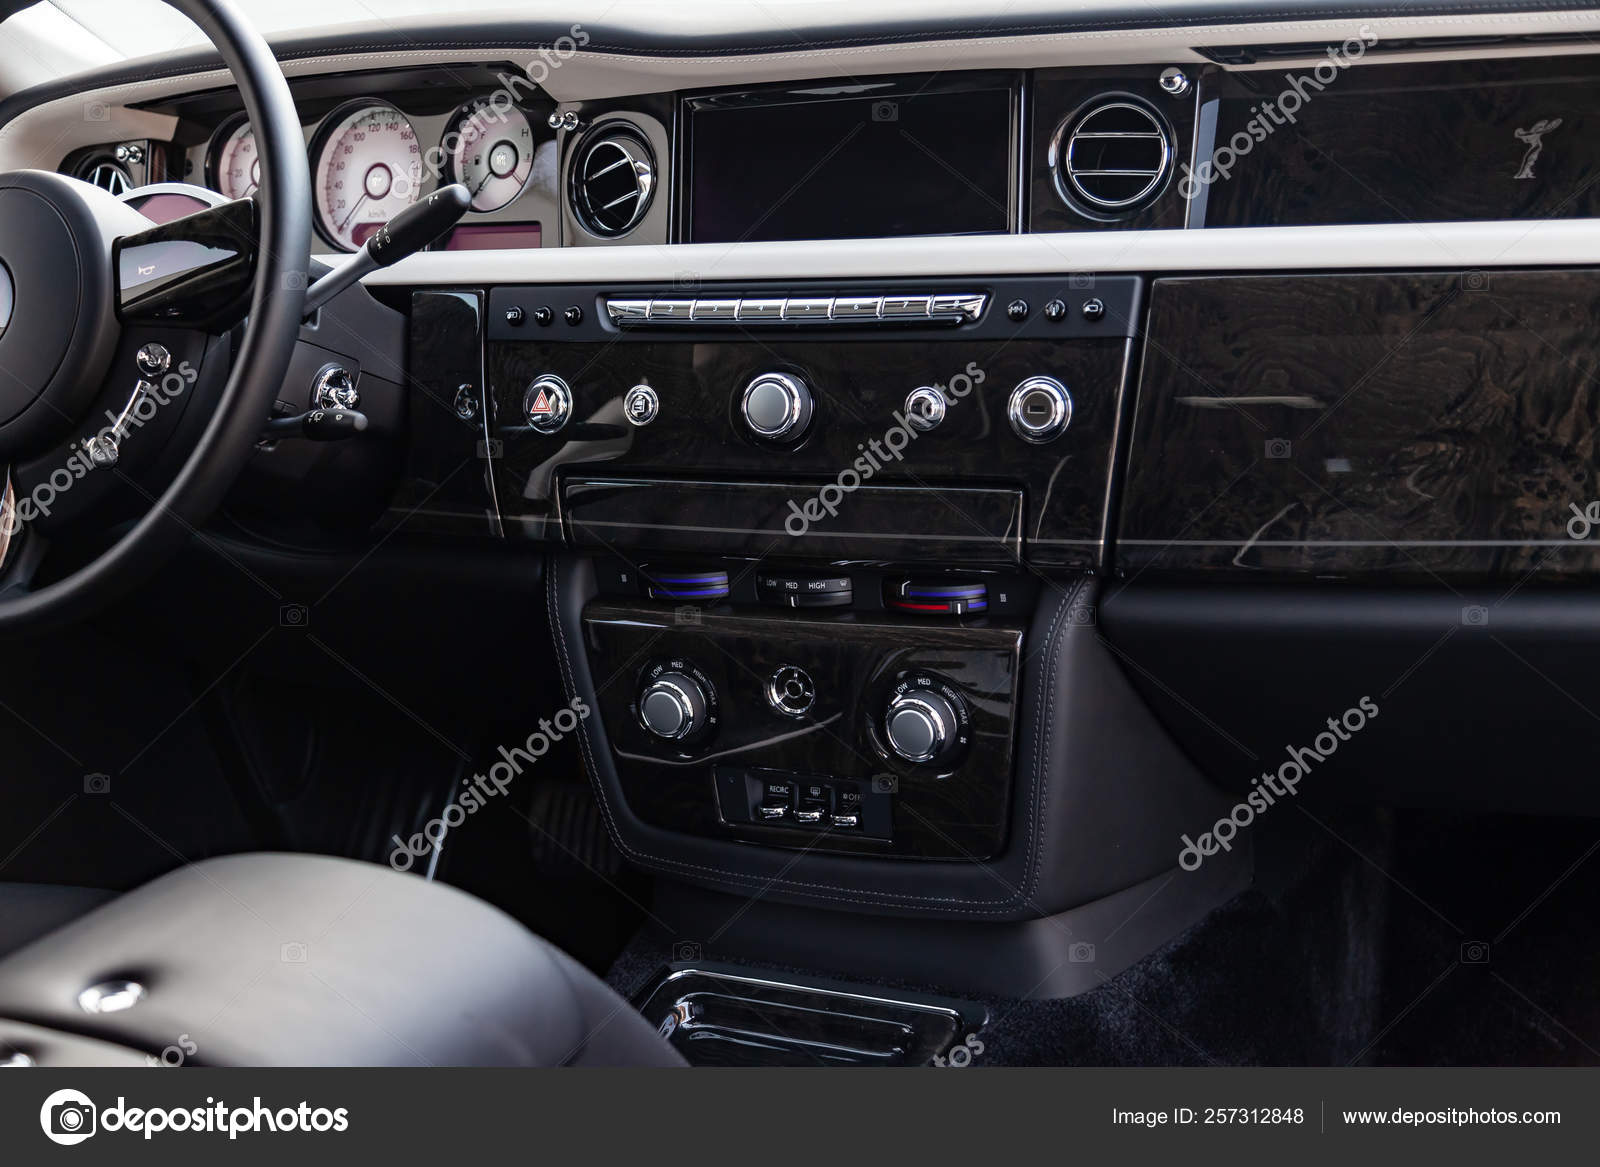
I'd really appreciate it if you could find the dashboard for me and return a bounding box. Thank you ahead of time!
[10,1,1600,927]
[51,47,1600,259]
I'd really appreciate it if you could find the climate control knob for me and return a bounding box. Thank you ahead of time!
[638,671,711,741]
[884,688,961,765]
[741,372,813,442]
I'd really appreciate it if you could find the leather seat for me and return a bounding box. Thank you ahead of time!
[0,854,682,1067]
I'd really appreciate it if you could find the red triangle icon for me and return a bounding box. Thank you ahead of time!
[529,388,552,415]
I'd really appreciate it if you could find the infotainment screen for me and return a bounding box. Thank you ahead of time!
[687,82,1014,243]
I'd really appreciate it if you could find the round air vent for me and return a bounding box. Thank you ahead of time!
[1050,97,1173,217]
[570,125,655,238]
[76,156,133,196]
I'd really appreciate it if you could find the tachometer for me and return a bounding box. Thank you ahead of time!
[445,98,537,213]
[313,102,423,251]
[208,116,261,200]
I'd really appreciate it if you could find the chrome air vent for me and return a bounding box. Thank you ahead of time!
[570,125,655,238]
[77,157,132,196]
[1050,98,1173,216]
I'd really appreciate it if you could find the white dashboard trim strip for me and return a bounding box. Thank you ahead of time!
[346,218,1600,285]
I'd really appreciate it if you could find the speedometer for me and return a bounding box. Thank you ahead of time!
[445,99,536,212]
[207,116,261,200]
[312,102,423,251]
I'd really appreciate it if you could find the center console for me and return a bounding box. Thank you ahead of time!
[420,273,1235,937]
[489,278,1131,868]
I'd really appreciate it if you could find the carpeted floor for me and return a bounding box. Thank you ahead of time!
[611,804,1600,1066]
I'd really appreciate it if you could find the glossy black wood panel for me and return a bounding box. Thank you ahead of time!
[1029,65,1200,233]
[1201,55,1600,228]
[583,601,1022,860]
[1120,270,1600,579]
[565,476,1023,566]
[489,337,1132,568]
[383,290,498,537]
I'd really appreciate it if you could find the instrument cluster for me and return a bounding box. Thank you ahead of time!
[200,93,552,253]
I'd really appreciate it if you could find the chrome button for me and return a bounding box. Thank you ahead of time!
[649,299,693,320]
[605,298,651,323]
[783,298,833,321]
[737,298,785,321]
[928,293,988,321]
[1007,376,1074,444]
[623,383,659,426]
[312,364,359,411]
[832,296,883,320]
[904,385,947,432]
[135,342,171,377]
[524,374,572,434]
[691,299,739,321]
[880,294,931,319]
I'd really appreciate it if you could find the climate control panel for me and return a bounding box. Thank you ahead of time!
[582,597,1022,860]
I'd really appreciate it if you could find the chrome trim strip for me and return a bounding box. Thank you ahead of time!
[603,291,986,327]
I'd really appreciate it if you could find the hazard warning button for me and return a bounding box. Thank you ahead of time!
[522,375,572,434]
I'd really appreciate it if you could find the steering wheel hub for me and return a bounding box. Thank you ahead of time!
[0,172,142,460]
[0,0,311,635]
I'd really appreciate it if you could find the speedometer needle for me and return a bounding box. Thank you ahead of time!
[339,193,370,233]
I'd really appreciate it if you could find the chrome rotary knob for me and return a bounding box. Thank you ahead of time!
[741,372,813,441]
[884,690,959,764]
[638,671,710,741]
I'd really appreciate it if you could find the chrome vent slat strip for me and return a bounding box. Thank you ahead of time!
[585,155,632,179]
[1060,99,1174,212]
[603,292,987,328]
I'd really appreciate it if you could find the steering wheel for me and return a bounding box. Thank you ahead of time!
[0,0,310,633]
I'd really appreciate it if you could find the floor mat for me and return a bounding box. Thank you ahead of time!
[1368,810,1600,1066]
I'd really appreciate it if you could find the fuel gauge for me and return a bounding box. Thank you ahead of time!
[446,99,536,213]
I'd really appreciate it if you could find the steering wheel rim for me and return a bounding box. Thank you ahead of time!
[0,0,309,634]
